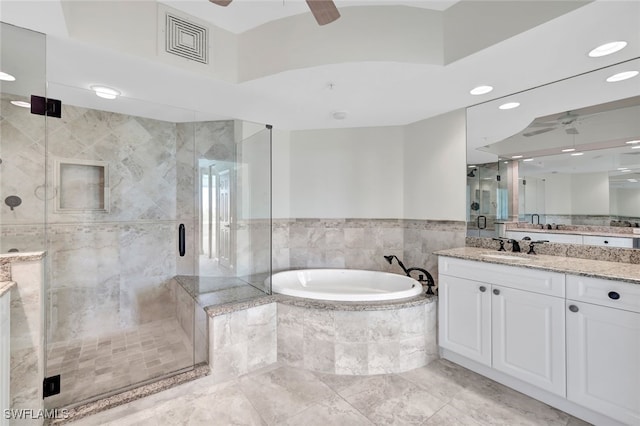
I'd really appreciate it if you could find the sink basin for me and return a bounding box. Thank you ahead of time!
[481,253,528,261]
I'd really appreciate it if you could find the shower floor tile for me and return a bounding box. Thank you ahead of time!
[45,317,193,409]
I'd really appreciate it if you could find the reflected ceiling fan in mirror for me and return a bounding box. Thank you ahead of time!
[523,111,593,137]
[209,0,341,26]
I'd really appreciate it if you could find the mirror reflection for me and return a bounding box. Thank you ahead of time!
[466,59,640,248]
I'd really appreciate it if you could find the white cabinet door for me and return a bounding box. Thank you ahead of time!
[567,301,640,425]
[439,275,492,366]
[491,286,566,396]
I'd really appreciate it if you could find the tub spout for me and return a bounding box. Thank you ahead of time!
[384,255,436,296]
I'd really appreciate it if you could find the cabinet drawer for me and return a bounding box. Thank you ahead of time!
[567,275,640,313]
[439,257,565,297]
[582,235,634,248]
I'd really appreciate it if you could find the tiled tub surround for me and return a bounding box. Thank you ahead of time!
[273,218,466,279]
[467,236,640,264]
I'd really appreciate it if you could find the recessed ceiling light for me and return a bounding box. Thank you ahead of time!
[91,85,120,100]
[0,71,16,81]
[606,71,639,83]
[626,140,640,145]
[499,102,520,110]
[10,101,30,108]
[523,158,534,162]
[470,85,493,95]
[588,41,627,58]
[562,148,576,152]
[570,152,584,156]
[512,155,523,159]
[468,165,476,168]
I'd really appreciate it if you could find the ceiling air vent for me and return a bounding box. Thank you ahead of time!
[165,13,208,64]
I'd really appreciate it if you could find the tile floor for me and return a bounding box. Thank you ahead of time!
[70,359,591,425]
[46,318,194,408]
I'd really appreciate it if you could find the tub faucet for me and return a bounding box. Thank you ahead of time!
[383,255,436,295]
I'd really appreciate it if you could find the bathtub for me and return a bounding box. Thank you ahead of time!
[270,269,423,301]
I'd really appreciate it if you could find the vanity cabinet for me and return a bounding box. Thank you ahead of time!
[566,275,640,426]
[438,257,566,396]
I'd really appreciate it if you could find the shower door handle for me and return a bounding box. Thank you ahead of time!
[178,224,185,257]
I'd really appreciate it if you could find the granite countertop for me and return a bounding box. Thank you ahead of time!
[0,251,47,264]
[435,246,640,285]
[507,228,638,238]
[0,281,16,298]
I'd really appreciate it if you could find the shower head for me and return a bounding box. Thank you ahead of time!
[383,255,395,264]
[467,169,476,177]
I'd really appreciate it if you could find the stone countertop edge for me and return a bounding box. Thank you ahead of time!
[0,281,16,298]
[0,251,46,264]
[204,293,436,318]
[435,247,640,285]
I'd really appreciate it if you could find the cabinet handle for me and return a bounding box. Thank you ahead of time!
[604,240,609,244]
[608,291,620,300]
[493,289,500,295]
[479,286,486,292]
[569,305,579,313]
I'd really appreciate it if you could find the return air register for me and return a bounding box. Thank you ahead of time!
[164,12,209,64]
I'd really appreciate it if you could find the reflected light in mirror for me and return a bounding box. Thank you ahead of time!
[626,140,640,144]
[632,145,640,149]
[606,71,639,82]
[499,102,520,110]
[570,152,584,156]
[588,41,627,58]
[523,158,534,162]
[562,148,576,152]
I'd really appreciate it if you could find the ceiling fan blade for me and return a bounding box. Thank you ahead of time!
[306,0,340,25]
[209,0,232,6]
[523,127,556,137]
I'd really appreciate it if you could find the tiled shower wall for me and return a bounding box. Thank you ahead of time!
[1,102,237,344]
[272,218,466,280]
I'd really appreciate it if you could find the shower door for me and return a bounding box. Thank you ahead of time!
[0,22,47,253]
[467,162,500,237]
[42,83,198,409]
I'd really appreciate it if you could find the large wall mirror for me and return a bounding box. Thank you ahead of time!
[466,58,640,248]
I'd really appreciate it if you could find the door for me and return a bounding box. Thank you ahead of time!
[218,169,232,269]
[566,301,640,425]
[439,275,492,366]
[492,286,565,396]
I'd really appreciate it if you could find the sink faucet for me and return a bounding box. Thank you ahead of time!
[507,239,521,253]
[527,240,549,255]
[492,237,507,251]
[383,255,436,295]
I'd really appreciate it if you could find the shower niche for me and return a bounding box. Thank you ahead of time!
[54,158,109,213]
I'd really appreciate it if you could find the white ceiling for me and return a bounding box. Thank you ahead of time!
[0,0,639,131]
[163,0,460,34]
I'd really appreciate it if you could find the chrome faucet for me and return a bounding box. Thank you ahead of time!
[383,255,436,295]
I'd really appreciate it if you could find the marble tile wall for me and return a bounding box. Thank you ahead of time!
[168,278,207,365]
[272,218,466,284]
[8,258,45,426]
[208,303,277,383]
[277,301,437,375]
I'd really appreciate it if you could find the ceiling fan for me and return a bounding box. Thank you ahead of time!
[523,111,584,137]
[209,0,341,26]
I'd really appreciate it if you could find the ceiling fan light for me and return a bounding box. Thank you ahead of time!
[499,102,520,110]
[606,71,639,83]
[588,41,627,58]
[470,85,493,95]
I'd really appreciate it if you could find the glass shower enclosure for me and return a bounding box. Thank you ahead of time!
[1,21,272,411]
